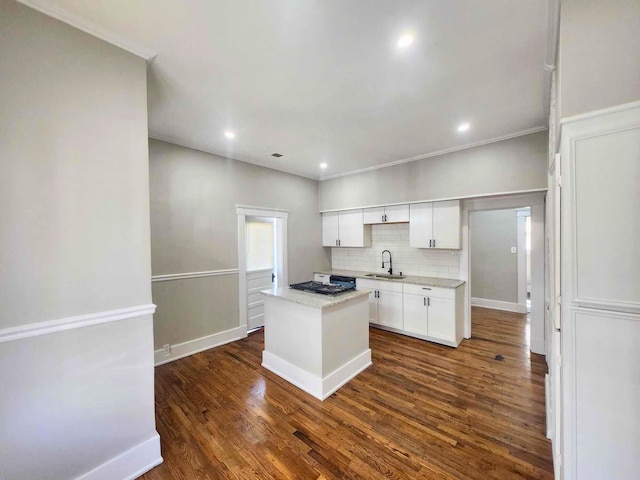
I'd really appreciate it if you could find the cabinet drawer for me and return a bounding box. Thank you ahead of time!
[356,278,404,293]
[403,283,454,299]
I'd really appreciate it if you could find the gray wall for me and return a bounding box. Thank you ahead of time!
[470,209,518,303]
[0,2,157,479]
[149,139,330,348]
[319,131,548,211]
[559,0,640,117]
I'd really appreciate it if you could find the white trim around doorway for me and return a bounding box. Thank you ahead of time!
[237,206,288,334]
[460,192,546,354]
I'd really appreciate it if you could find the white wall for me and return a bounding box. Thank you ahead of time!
[331,223,460,278]
[0,2,159,479]
[319,131,548,211]
[470,209,519,303]
[149,139,330,352]
[559,0,640,118]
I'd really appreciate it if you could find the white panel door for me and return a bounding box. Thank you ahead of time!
[385,204,410,223]
[433,200,460,249]
[363,207,385,224]
[377,289,403,329]
[427,297,455,341]
[247,268,274,329]
[322,212,340,247]
[338,209,364,247]
[403,293,428,335]
[409,202,433,248]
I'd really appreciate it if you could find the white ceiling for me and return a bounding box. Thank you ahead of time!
[25,0,550,180]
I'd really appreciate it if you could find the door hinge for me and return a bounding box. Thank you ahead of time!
[556,175,562,188]
[556,295,562,305]
[271,273,276,283]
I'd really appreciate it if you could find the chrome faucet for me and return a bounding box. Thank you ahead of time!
[381,250,393,275]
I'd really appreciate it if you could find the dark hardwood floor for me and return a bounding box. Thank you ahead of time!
[141,307,553,479]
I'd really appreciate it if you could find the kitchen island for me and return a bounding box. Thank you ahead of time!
[260,286,371,400]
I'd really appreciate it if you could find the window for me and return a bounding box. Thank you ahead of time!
[246,221,274,271]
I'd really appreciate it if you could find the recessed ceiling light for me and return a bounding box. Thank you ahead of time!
[224,130,235,139]
[457,122,471,132]
[320,163,328,169]
[397,34,414,48]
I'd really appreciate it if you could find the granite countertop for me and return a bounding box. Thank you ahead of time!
[260,286,371,310]
[315,269,465,289]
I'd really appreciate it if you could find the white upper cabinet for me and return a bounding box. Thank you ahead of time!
[409,202,433,247]
[322,212,340,247]
[410,200,460,249]
[363,207,384,224]
[322,210,371,247]
[432,200,461,249]
[363,205,410,224]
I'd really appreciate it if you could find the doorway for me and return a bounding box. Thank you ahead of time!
[237,206,288,334]
[246,218,276,330]
[460,192,546,355]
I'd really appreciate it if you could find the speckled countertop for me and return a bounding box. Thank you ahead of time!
[260,287,371,310]
[315,269,465,289]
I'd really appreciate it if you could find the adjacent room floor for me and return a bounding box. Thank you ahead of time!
[141,307,553,479]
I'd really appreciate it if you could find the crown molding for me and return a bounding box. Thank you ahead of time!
[319,126,548,181]
[17,0,157,61]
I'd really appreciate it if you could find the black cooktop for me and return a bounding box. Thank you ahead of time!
[289,281,355,295]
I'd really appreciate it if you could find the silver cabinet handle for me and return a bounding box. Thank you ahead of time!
[423,297,426,306]
[433,239,436,248]
[422,287,431,290]
[429,239,432,247]
[427,297,430,306]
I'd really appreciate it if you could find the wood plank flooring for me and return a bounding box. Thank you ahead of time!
[141,307,553,479]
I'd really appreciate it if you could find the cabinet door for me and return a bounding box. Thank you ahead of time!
[409,202,433,248]
[339,209,365,247]
[433,200,460,249]
[403,293,428,335]
[368,290,379,324]
[385,204,410,223]
[322,212,340,246]
[377,289,403,329]
[427,297,456,341]
[363,207,385,224]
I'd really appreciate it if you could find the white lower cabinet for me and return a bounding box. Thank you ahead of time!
[357,279,464,347]
[356,278,403,329]
[403,286,458,344]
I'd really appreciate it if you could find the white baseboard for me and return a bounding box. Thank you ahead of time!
[262,349,372,401]
[322,349,372,399]
[530,336,545,355]
[471,297,528,314]
[74,433,162,480]
[154,325,246,366]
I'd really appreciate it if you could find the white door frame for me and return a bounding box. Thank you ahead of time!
[460,192,546,354]
[237,205,288,333]
[516,207,531,309]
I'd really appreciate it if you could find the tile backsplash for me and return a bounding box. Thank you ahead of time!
[331,223,460,279]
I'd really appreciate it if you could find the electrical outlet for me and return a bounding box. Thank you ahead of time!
[163,344,171,356]
[511,246,517,254]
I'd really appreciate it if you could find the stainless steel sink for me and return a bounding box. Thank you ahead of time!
[364,273,406,279]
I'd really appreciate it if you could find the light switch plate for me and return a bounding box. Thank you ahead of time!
[511,247,517,254]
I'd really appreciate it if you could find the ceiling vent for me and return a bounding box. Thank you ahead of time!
[271,153,283,157]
